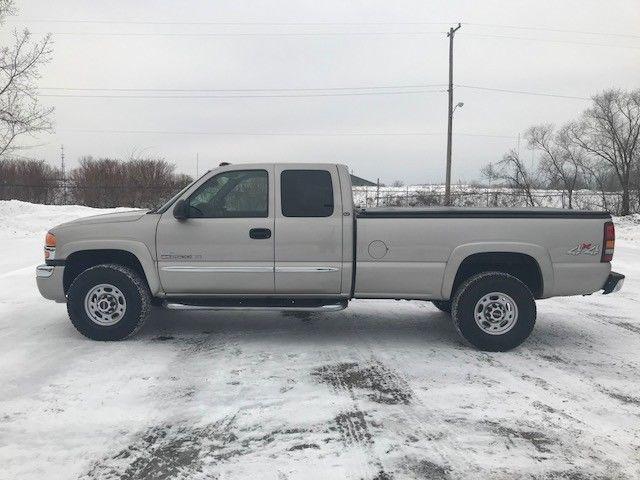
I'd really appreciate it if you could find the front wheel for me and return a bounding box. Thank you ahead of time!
[67,264,151,341]
[451,272,536,351]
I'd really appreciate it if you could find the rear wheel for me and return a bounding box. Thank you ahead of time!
[451,272,536,351]
[67,264,150,341]
[432,300,452,314]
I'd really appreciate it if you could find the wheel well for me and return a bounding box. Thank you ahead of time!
[451,252,543,298]
[63,249,148,293]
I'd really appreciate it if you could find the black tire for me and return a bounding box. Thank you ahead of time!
[67,264,151,341]
[432,300,452,314]
[451,272,536,351]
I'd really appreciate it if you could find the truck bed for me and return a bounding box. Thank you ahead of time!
[354,207,612,300]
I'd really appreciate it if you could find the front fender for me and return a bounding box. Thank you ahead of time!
[59,240,162,295]
[440,242,554,299]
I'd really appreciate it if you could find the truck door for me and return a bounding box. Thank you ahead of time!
[156,165,275,294]
[274,165,343,294]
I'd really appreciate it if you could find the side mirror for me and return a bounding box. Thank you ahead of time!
[173,199,189,220]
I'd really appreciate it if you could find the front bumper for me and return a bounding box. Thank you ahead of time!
[602,271,625,295]
[36,265,67,303]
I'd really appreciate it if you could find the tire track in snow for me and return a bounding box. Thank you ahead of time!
[474,341,639,474]
[303,311,392,480]
[347,305,466,477]
[346,301,637,479]
[312,304,455,479]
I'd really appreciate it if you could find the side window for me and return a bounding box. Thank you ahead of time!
[188,170,268,218]
[281,169,334,217]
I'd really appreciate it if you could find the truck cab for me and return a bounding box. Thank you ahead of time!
[155,163,354,298]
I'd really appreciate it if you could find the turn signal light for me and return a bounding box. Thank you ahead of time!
[45,232,56,247]
[44,232,56,260]
[601,221,615,262]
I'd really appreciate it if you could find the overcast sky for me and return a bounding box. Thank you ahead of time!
[5,0,640,184]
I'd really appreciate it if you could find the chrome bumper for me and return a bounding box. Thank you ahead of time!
[602,271,625,295]
[36,265,67,302]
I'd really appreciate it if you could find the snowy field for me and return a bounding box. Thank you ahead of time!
[1,200,639,480]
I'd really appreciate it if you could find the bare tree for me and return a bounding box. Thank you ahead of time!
[123,155,192,207]
[575,152,619,212]
[527,124,583,209]
[391,180,404,187]
[482,150,539,207]
[0,157,60,203]
[0,0,53,159]
[69,156,192,208]
[568,89,640,215]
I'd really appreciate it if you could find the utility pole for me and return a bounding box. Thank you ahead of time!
[196,152,199,177]
[445,23,462,206]
[60,144,67,204]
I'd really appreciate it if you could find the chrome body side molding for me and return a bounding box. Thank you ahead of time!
[274,266,339,273]
[161,266,273,273]
[161,266,339,273]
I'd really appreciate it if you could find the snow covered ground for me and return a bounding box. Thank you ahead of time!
[1,200,639,480]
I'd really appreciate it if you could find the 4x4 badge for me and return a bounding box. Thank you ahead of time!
[567,243,600,256]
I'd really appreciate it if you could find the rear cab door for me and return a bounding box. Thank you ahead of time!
[274,164,350,295]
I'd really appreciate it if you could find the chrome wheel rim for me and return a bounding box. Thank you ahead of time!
[474,292,518,335]
[84,284,127,326]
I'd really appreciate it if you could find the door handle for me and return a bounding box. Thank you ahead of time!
[249,228,272,239]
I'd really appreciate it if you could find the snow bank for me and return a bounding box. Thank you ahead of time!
[0,200,135,272]
[0,200,133,240]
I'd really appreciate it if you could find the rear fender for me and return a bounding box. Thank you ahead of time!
[441,242,553,299]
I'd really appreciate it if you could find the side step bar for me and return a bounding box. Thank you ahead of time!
[163,297,348,312]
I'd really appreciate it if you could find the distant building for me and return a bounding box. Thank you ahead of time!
[350,174,376,187]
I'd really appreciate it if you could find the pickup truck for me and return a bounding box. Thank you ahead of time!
[36,163,624,351]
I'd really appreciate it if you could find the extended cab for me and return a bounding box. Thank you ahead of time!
[36,163,624,351]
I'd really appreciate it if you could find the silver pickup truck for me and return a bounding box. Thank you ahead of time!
[36,163,624,351]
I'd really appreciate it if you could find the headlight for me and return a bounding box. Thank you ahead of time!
[44,232,56,260]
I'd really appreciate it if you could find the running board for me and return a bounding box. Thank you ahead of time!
[163,297,348,312]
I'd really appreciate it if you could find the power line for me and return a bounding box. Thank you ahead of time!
[41,30,446,37]
[461,32,640,49]
[16,19,640,39]
[463,22,640,40]
[40,89,446,99]
[35,29,640,49]
[18,19,457,26]
[59,128,516,138]
[455,84,590,100]
[37,84,592,101]
[39,83,448,92]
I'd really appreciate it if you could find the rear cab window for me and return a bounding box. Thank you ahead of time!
[280,169,334,217]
